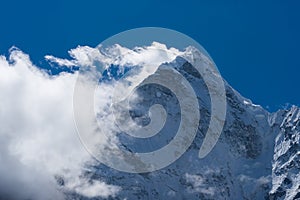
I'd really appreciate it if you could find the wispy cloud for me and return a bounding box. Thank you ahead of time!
[185,173,215,196]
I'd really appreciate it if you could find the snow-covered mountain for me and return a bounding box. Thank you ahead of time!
[270,106,300,199]
[1,43,298,200]
[58,45,300,200]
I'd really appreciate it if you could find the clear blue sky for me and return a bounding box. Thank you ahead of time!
[0,0,299,111]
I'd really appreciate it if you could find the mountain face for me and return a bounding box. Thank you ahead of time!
[67,50,300,200]
[270,106,300,199]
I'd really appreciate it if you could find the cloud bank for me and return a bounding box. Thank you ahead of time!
[0,48,120,200]
[0,43,183,199]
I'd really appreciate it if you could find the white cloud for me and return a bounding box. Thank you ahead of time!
[70,178,121,198]
[46,42,181,69]
[0,47,120,200]
[0,42,184,199]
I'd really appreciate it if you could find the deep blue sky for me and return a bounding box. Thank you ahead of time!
[0,0,299,111]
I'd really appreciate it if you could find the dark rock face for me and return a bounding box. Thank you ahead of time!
[224,120,263,159]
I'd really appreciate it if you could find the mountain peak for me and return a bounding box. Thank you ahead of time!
[73,53,299,199]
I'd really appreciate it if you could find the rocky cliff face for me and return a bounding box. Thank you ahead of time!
[67,54,299,200]
[270,106,300,200]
